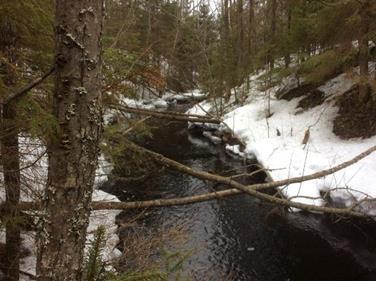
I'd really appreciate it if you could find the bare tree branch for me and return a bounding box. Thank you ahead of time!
[126,140,376,192]
[2,66,56,105]
[122,140,375,217]
[10,142,376,218]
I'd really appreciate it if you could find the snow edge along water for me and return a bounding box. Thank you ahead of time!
[186,70,376,217]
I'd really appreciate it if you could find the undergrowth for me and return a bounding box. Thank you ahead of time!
[84,226,191,281]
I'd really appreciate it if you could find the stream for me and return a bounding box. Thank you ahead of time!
[102,105,376,281]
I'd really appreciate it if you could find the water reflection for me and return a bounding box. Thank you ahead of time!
[102,119,376,281]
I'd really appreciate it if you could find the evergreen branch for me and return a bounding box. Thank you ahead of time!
[2,66,56,105]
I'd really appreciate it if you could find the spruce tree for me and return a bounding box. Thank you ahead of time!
[36,0,104,280]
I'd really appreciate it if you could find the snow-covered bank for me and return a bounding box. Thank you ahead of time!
[120,97,169,110]
[15,190,122,281]
[107,89,207,112]
[103,90,208,126]
[188,71,376,215]
[163,89,207,103]
[0,138,122,280]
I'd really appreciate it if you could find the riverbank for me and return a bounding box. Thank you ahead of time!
[187,68,376,216]
[0,140,122,280]
[103,109,376,281]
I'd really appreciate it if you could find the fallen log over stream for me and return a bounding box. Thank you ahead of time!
[110,104,222,124]
[8,141,376,218]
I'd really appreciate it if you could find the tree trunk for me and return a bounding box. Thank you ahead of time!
[268,0,277,70]
[236,0,244,84]
[248,0,256,58]
[146,1,152,47]
[0,15,21,281]
[358,3,370,104]
[1,104,21,281]
[36,1,104,280]
[284,0,292,68]
[358,35,369,103]
[223,0,232,101]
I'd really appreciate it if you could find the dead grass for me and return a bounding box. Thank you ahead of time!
[116,221,188,273]
[114,213,238,280]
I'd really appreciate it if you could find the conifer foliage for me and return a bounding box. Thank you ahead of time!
[0,0,375,280]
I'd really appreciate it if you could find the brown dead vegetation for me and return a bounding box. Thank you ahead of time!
[297,89,326,110]
[277,78,376,139]
[276,83,317,101]
[116,219,188,272]
[333,86,376,139]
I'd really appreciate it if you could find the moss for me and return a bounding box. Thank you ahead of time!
[298,48,357,85]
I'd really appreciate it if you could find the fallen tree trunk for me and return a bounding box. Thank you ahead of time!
[8,142,376,218]
[111,104,221,124]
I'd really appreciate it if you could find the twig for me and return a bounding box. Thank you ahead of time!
[123,117,151,135]
[12,142,376,217]
[2,66,56,105]
[20,270,36,280]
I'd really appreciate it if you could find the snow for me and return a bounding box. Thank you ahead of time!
[120,97,168,110]
[9,190,121,281]
[11,189,122,281]
[0,137,122,280]
[164,89,207,103]
[190,70,376,215]
[103,94,171,127]
[87,190,122,264]
[186,100,221,130]
[187,100,212,116]
[104,89,208,127]
[202,131,222,144]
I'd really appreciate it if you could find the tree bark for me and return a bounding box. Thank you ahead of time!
[248,0,255,56]
[268,0,277,70]
[36,1,104,280]
[236,0,244,84]
[223,0,232,101]
[358,1,370,103]
[358,35,369,103]
[284,0,292,68]
[1,104,21,281]
[0,14,21,281]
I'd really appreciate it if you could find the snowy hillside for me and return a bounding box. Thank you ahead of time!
[188,71,376,216]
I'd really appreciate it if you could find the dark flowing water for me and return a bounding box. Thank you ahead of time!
[102,112,376,281]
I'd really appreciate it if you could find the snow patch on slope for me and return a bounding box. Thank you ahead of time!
[189,71,376,215]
